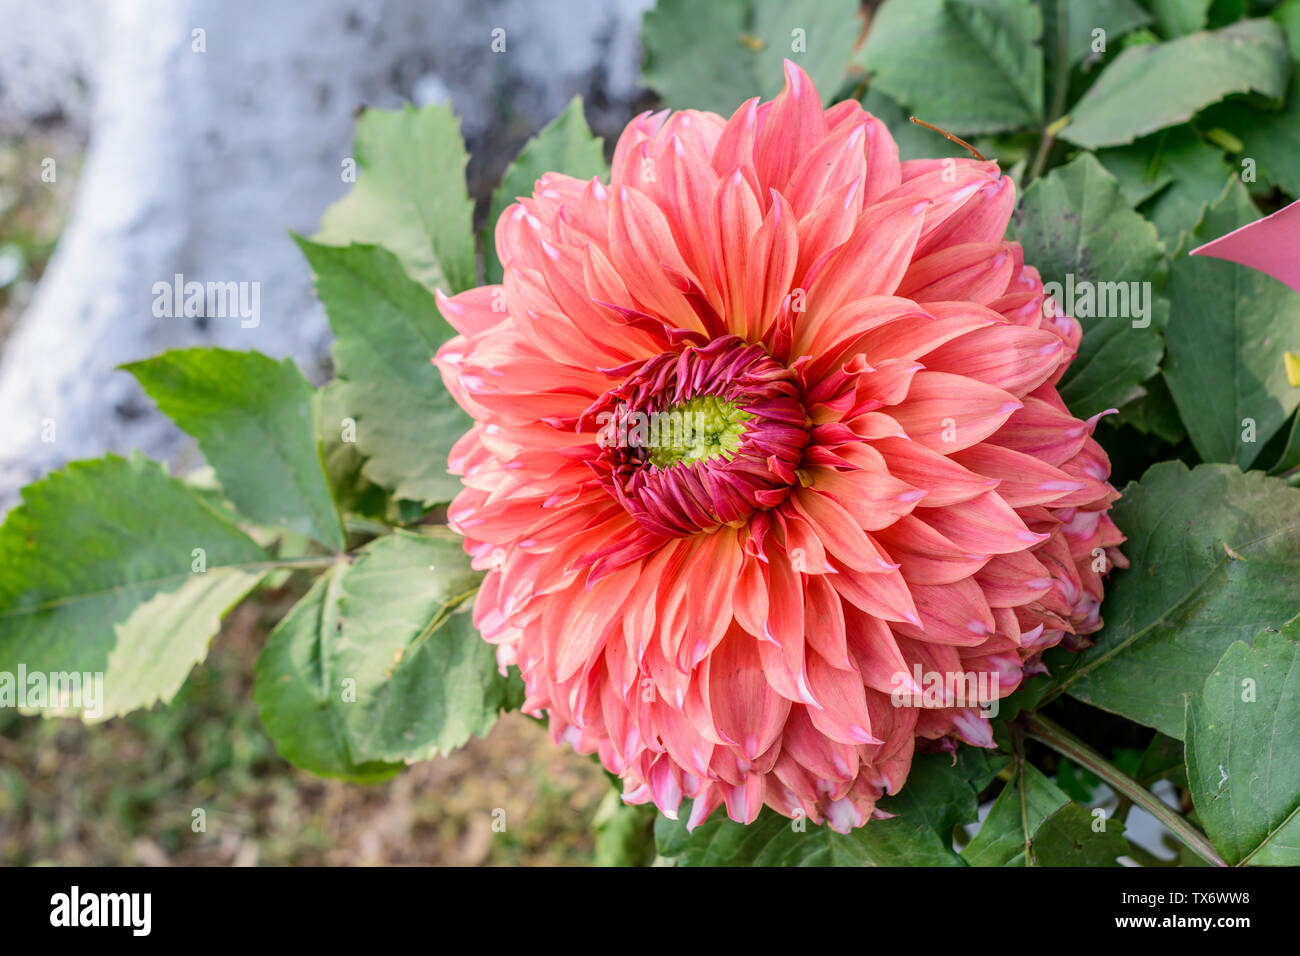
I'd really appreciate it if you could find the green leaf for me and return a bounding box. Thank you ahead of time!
[297,239,470,506]
[655,753,980,866]
[963,762,1064,865]
[1056,462,1300,738]
[1203,0,1300,197]
[1147,0,1212,38]
[1163,179,1300,468]
[1266,410,1300,476]
[1096,126,1235,249]
[317,103,476,294]
[484,97,608,285]
[1135,732,1187,789]
[1040,0,1152,72]
[1186,622,1300,865]
[123,348,344,551]
[963,761,1127,865]
[1060,19,1290,149]
[252,572,401,783]
[1056,757,1101,803]
[255,529,513,780]
[860,0,1044,136]
[641,0,862,114]
[1031,800,1130,864]
[1113,374,1186,445]
[593,792,658,867]
[1010,153,1168,418]
[0,454,268,720]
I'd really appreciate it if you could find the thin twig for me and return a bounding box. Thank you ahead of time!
[908,117,987,161]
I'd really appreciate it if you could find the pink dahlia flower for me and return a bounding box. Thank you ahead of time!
[434,62,1126,831]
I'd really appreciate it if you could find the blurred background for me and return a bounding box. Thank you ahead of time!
[0,0,665,866]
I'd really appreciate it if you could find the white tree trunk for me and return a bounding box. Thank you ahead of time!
[0,0,650,504]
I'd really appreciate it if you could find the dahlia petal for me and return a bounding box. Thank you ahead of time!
[893,577,996,647]
[887,371,1021,451]
[951,443,1085,507]
[704,629,792,758]
[802,196,928,324]
[899,241,1018,304]
[805,651,882,745]
[753,61,828,196]
[920,490,1046,555]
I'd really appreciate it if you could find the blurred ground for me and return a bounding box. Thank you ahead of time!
[0,574,611,866]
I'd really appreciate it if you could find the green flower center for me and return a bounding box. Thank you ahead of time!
[647,394,753,468]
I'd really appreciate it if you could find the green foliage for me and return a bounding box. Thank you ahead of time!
[1186,621,1300,865]
[860,0,1045,135]
[297,239,470,506]
[1010,153,1168,418]
[1059,463,1300,738]
[316,103,476,295]
[0,454,268,719]
[1163,180,1300,468]
[124,348,345,551]
[254,530,516,780]
[1060,19,1289,148]
[963,762,1125,865]
[641,0,863,114]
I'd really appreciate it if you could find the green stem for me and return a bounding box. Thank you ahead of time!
[1026,0,1071,185]
[1023,713,1226,867]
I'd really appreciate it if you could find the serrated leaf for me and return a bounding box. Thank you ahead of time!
[317,103,476,294]
[860,0,1044,136]
[124,348,344,551]
[101,567,266,720]
[1040,0,1152,72]
[1203,0,1300,197]
[1186,623,1300,865]
[254,530,514,779]
[1010,153,1168,418]
[641,0,862,114]
[251,571,402,783]
[1056,462,1300,738]
[654,753,980,866]
[1060,19,1290,149]
[1163,179,1300,468]
[1097,126,1236,249]
[298,239,470,505]
[962,762,1068,865]
[0,454,268,719]
[484,97,608,285]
